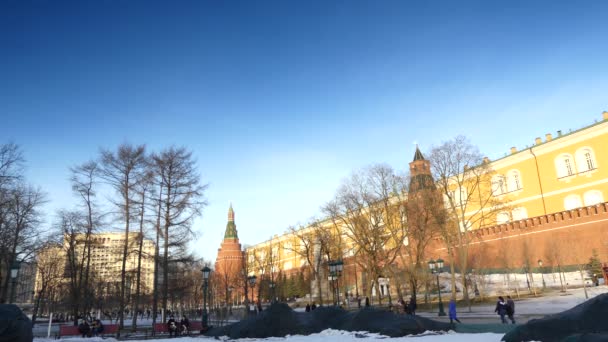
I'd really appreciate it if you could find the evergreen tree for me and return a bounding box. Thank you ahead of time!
[587,249,603,279]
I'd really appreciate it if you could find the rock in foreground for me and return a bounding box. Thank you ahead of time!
[207,303,451,338]
[502,293,608,342]
[0,304,33,342]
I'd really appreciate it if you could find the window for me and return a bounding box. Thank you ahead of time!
[564,194,582,210]
[507,170,522,192]
[575,147,597,173]
[496,212,510,224]
[459,187,468,205]
[512,207,528,221]
[492,175,506,196]
[555,154,575,178]
[583,190,604,206]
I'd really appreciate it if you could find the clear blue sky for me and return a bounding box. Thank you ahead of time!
[1,1,607,263]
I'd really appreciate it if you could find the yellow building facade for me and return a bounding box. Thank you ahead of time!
[246,111,608,294]
[486,111,608,225]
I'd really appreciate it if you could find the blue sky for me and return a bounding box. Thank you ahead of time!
[1,1,607,262]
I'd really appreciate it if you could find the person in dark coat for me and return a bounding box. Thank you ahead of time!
[506,296,516,324]
[180,315,190,335]
[91,319,104,336]
[448,298,461,324]
[409,296,417,315]
[311,302,317,310]
[77,319,90,338]
[305,303,311,312]
[494,296,508,324]
[167,315,178,337]
[365,297,370,307]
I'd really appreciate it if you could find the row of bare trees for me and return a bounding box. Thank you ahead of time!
[28,143,208,330]
[0,143,46,304]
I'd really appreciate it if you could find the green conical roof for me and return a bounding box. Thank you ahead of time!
[224,204,238,239]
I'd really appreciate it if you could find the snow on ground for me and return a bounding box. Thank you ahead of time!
[34,329,505,342]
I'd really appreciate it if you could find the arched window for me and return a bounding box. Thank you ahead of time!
[564,194,583,210]
[496,211,510,224]
[512,207,528,221]
[507,170,523,192]
[492,175,506,196]
[583,190,604,206]
[555,154,575,178]
[575,147,597,173]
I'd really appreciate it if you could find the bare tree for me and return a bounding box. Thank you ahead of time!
[59,209,89,323]
[323,164,405,305]
[0,143,25,302]
[131,170,154,330]
[70,161,101,313]
[0,185,46,303]
[150,146,207,318]
[429,136,503,307]
[285,224,320,304]
[32,242,64,325]
[100,143,148,329]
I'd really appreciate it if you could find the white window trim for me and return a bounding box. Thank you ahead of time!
[575,147,598,175]
[555,154,576,180]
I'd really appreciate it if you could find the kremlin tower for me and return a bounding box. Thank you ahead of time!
[214,205,245,304]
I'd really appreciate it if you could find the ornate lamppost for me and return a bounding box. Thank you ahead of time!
[269,281,276,303]
[247,275,257,313]
[538,259,546,289]
[228,286,234,314]
[428,259,446,316]
[10,261,21,304]
[201,266,211,332]
[328,260,343,306]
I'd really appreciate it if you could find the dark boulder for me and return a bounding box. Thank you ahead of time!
[207,303,451,339]
[502,293,608,342]
[0,304,33,342]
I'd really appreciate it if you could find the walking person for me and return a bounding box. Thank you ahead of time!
[494,296,508,324]
[409,296,417,315]
[506,296,516,324]
[448,298,461,324]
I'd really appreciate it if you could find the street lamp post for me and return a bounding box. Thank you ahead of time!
[247,275,257,313]
[201,266,211,332]
[328,260,344,306]
[228,287,234,314]
[10,261,21,304]
[538,259,546,289]
[428,259,446,317]
[269,281,276,303]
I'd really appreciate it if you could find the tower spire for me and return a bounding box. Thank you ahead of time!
[224,204,238,239]
[413,144,425,161]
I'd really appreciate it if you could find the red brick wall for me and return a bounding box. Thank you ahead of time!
[430,202,608,270]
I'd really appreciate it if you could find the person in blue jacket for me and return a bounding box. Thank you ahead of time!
[448,298,461,324]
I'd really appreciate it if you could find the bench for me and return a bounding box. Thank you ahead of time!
[59,324,119,338]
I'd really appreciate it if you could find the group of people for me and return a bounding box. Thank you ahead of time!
[166,315,190,337]
[398,296,418,315]
[304,302,318,312]
[495,295,516,324]
[77,318,104,338]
